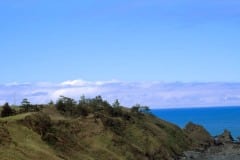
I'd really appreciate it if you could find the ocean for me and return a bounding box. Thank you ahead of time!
[152,106,240,138]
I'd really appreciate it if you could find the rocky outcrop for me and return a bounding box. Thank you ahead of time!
[184,122,214,150]
[181,143,240,160]
[181,129,240,160]
[214,129,234,145]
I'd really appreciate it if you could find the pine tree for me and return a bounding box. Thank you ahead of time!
[1,103,14,117]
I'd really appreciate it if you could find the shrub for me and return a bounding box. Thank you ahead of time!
[1,103,15,117]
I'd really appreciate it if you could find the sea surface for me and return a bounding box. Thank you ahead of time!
[152,106,240,138]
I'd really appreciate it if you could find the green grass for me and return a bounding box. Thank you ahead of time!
[0,121,62,160]
[0,112,34,122]
[0,111,62,160]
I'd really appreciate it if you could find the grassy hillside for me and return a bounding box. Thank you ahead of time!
[0,96,213,160]
[0,108,190,160]
[0,113,61,160]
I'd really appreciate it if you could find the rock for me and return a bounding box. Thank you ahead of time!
[183,151,202,159]
[181,143,240,160]
[181,129,240,160]
[184,122,214,150]
[215,129,234,144]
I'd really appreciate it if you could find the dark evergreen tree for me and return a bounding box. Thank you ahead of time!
[55,96,76,115]
[20,98,31,112]
[1,103,14,117]
[112,99,120,108]
[131,104,140,113]
[111,99,123,117]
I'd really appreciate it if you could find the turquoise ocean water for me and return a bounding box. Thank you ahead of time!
[152,107,240,138]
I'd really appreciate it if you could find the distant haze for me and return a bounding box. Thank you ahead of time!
[1,80,240,108]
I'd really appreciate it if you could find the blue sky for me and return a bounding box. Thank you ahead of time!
[0,1,240,107]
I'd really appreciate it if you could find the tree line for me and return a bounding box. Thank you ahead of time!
[0,96,151,118]
[0,98,43,117]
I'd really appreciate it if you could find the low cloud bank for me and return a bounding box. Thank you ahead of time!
[0,80,240,108]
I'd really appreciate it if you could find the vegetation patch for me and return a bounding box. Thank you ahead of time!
[0,122,12,146]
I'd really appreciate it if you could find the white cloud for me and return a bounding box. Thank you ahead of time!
[5,82,31,87]
[61,79,120,87]
[61,80,89,86]
[0,80,240,108]
[51,86,102,100]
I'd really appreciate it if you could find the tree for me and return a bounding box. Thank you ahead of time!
[131,104,141,113]
[20,98,31,112]
[77,95,90,116]
[95,95,103,102]
[55,99,65,112]
[55,96,77,115]
[1,103,14,117]
[131,104,151,114]
[76,105,89,117]
[87,96,105,113]
[111,99,122,117]
[48,100,54,105]
[79,95,86,105]
[112,99,120,108]
[139,106,151,114]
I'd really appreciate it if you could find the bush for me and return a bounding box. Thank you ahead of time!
[1,103,15,117]
[101,116,125,135]
[76,104,89,117]
[22,113,52,137]
[55,96,77,116]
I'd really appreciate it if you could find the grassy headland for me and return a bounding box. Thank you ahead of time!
[0,96,213,160]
